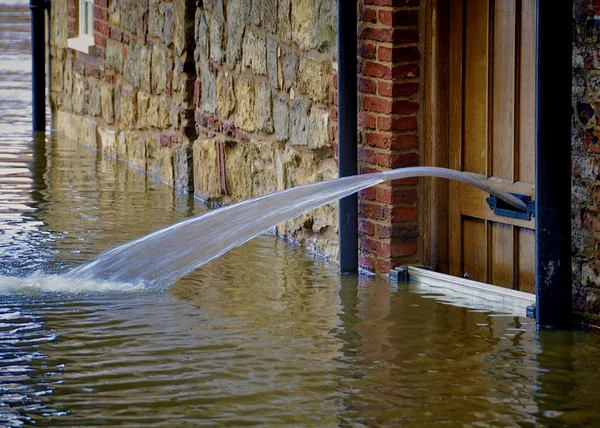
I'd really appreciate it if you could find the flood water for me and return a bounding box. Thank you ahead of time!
[2,1,600,427]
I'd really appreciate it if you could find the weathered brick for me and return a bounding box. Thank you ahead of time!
[378,81,419,97]
[378,46,420,63]
[376,187,418,205]
[361,7,378,23]
[358,42,377,59]
[364,96,393,113]
[377,115,418,131]
[364,61,392,79]
[378,9,419,27]
[366,132,418,149]
[361,27,419,43]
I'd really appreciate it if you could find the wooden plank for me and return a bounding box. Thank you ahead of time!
[518,0,536,184]
[425,0,451,273]
[490,221,514,288]
[463,0,489,175]
[491,0,516,180]
[517,227,535,293]
[462,217,487,282]
[448,0,464,277]
[448,0,464,171]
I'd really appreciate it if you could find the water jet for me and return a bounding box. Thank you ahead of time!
[65,167,527,287]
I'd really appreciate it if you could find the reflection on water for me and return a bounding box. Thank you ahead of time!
[1,1,600,426]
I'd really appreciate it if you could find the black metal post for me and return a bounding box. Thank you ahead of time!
[535,0,573,329]
[30,0,46,133]
[338,0,358,274]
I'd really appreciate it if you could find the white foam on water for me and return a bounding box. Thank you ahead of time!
[0,272,146,295]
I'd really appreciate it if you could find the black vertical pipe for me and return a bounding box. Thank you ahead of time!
[338,0,358,274]
[535,0,573,329]
[30,0,46,133]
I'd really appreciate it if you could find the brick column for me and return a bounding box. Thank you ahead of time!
[357,0,421,273]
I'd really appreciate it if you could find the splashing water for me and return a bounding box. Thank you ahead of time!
[65,167,526,288]
[0,273,146,294]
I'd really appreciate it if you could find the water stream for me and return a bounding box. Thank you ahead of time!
[66,167,525,287]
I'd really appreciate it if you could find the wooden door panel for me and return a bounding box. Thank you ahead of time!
[491,0,516,180]
[517,228,535,292]
[490,222,514,288]
[462,217,487,282]
[518,0,536,184]
[447,0,536,292]
[463,0,489,176]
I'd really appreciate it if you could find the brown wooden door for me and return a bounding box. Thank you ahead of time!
[447,0,536,292]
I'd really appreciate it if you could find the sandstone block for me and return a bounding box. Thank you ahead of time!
[170,100,182,130]
[151,45,172,95]
[308,107,330,149]
[106,43,123,74]
[250,0,262,26]
[226,0,250,68]
[51,57,64,93]
[204,0,224,19]
[200,54,217,114]
[118,130,146,170]
[278,0,292,40]
[97,127,118,154]
[298,57,331,103]
[114,80,122,120]
[72,73,85,114]
[148,0,163,39]
[121,0,149,36]
[63,55,73,110]
[263,0,277,34]
[88,79,102,117]
[209,15,225,63]
[120,84,138,129]
[254,82,273,133]
[140,45,152,93]
[137,91,151,129]
[146,136,174,184]
[283,50,298,91]
[273,94,289,142]
[314,0,337,52]
[235,79,255,132]
[124,44,141,87]
[217,71,236,118]
[109,0,121,25]
[51,0,68,49]
[267,38,279,89]
[161,2,174,46]
[289,98,310,145]
[174,145,193,191]
[292,0,315,50]
[193,139,220,201]
[195,10,209,52]
[242,29,267,76]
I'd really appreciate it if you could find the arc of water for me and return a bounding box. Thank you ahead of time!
[65,167,527,288]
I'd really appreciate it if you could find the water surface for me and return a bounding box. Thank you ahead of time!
[1,1,600,427]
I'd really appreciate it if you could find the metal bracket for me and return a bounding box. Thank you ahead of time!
[526,304,536,319]
[486,193,535,221]
[390,266,409,282]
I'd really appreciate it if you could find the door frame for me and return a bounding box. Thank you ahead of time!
[424,0,451,274]
[424,0,573,327]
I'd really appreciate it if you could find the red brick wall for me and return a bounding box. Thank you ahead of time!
[356,0,422,273]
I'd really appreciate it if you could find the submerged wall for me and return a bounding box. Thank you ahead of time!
[49,0,426,271]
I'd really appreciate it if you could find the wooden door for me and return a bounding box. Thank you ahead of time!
[447,0,536,292]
